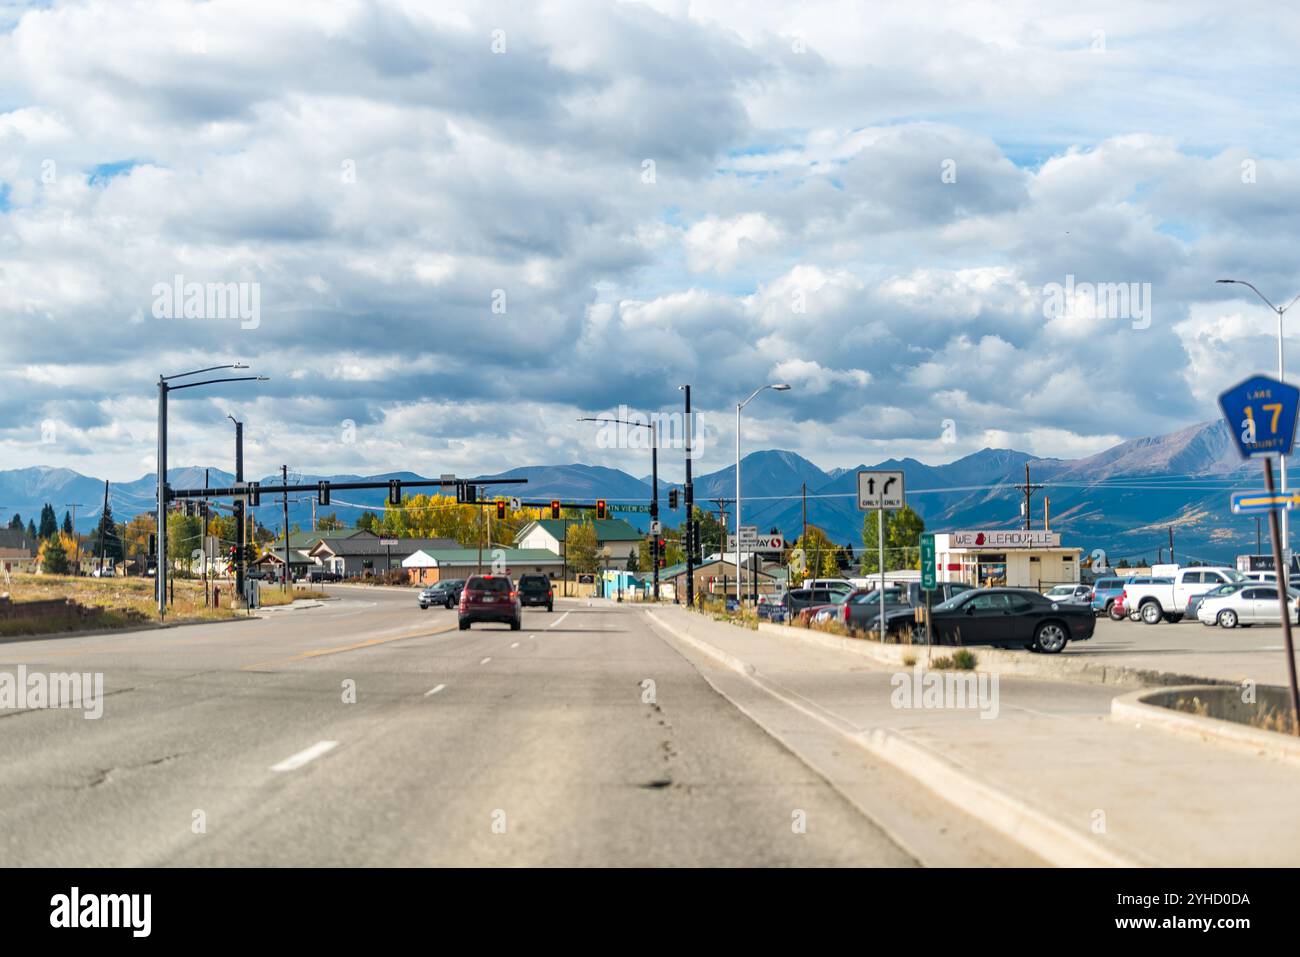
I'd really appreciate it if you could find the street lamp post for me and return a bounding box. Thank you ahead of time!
[679,385,694,609]
[157,365,266,618]
[735,384,791,609]
[1217,279,1300,571]
[579,415,660,600]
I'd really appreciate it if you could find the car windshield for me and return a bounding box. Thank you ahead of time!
[1204,583,1245,598]
[1221,569,1247,582]
[1045,586,1074,597]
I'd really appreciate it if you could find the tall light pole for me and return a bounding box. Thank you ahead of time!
[579,415,660,599]
[157,365,266,618]
[1218,279,1300,571]
[679,384,694,608]
[735,383,791,607]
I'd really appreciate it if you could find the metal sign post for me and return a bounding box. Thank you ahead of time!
[1220,373,1300,733]
[858,470,906,642]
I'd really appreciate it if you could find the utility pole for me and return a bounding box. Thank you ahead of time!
[681,385,695,609]
[651,419,659,602]
[801,482,807,546]
[281,464,290,590]
[1258,516,1263,555]
[64,502,85,574]
[94,478,108,574]
[203,468,210,606]
[1169,527,1175,566]
[1015,463,1044,530]
[230,416,245,603]
[711,497,732,600]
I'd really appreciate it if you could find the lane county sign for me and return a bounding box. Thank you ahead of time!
[857,470,905,510]
[1218,374,1300,459]
[1230,490,1300,514]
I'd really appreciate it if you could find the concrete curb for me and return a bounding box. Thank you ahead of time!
[0,613,253,645]
[647,609,1146,867]
[755,621,1231,690]
[1112,684,1300,767]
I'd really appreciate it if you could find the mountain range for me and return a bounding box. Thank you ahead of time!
[0,420,1269,565]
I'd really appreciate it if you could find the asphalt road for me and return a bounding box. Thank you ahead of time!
[0,586,1038,866]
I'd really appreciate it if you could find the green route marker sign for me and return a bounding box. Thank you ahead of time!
[920,532,936,591]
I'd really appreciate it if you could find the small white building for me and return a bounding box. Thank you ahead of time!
[933,529,1080,589]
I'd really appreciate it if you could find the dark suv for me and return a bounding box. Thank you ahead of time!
[517,574,554,612]
[419,579,464,609]
[458,575,522,631]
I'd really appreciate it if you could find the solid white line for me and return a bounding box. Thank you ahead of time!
[424,684,446,697]
[549,611,570,629]
[480,656,492,664]
[270,740,338,772]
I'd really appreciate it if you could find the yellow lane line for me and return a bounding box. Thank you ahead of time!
[240,624,457,671]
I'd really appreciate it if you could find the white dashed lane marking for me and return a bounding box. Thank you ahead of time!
[270,741,338,773]
[424,684,446,697]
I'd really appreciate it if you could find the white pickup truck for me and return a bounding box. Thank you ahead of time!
[1122,566,1248,624]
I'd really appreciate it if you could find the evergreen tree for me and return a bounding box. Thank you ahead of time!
[27,519,37,539]
[41,535,70,574]
[94,501,124,562]
[7,513,21,530]
[62,511,73,535]
[38,503,58,539]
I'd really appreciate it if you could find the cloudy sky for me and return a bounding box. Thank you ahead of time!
[3,0,1300,483]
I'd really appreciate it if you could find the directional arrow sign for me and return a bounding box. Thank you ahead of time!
[858,470,905,510]
[1230,490,1300,514]
[1219,374,1300,459]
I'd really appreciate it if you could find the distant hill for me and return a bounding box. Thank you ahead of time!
[0,420,1270,564]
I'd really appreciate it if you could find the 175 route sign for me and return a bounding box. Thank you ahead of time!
[1219,374,1300,459]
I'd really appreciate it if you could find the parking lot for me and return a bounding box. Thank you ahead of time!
[1063,613,1298,684]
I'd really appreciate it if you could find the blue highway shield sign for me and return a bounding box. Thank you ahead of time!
[1218,374,1300,459]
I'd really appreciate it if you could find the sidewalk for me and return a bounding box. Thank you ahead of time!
[646,605,1300,867]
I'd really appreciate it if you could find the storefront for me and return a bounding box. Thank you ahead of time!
[933,530,1080,590]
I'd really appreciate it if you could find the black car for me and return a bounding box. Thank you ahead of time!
[926,587,1095,653]
[517,574,554,611]
[307,568,341,583]
[458,575,522,631]
[839,581,971,637]
[419,579,464,609]
[784,588,845,615]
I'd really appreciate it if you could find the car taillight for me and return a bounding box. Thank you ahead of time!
[843,604,850,623]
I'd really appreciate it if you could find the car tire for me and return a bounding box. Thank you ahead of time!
[1140,601,1163,625]
[1025,638,1042,653]
[510,619,521,631]
[1034,621,1068,654]
[1217,609,1238,629]
[445,599,453,609]
[459,621,470,631]
[1106,600,1124,621]
[547,604,553,612]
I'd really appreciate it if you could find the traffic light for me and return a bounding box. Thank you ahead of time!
[658,556,666,569]
[318,481,330,506]
[595,499,607,520]
[497,500,506,520]
[388,479,402,506]
[657,537,666,553]
[248,481,260,507]
[668,489,678,510]
[148,533,156,556]
[550,500,561,520]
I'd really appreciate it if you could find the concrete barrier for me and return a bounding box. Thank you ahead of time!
[1112,684,1300,766]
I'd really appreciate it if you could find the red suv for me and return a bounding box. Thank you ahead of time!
[458,575,522,631]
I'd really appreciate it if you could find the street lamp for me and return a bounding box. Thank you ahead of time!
[678,385,695,608]
[579,414,661,599]
[157,364,267,618]
[1217,279,1300,569]
[736,383,791,608]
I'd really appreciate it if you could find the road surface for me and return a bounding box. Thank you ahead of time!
[0,587,1043,866]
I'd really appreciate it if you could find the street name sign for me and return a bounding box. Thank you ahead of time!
[1230,490,1300,514]
[857,470,905,510]
[1218,374,1300,459]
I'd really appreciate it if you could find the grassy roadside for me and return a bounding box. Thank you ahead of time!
[0,574,323,637]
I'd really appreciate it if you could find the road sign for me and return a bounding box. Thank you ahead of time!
[1219,374,1300,459]
[379,538,398,546]
[1231,490,1300,514]
[509,497,521,509]
[737,524,757,542]
[650,520,662,535]
[920,532,936,590]
[857,470,905,510]
[728,533,784,552]
[611,504,652,513]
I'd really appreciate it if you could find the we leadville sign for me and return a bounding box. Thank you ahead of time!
[949,530,1061,549]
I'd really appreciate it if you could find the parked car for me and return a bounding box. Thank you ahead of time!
[1090,577,1130,619]
[828,581,972,638]
[786,587,848,616]
[517,574,554,611]
[457,575,522,630]
[1122,567,1248,624]
[419,579,464,609]
[1112,591,1127,619]
[800,578,855,596]
[1043,583,1093,605]
[926,587,1096,653]
[1197,584,1299,628]
[307,568,341,583]
[1185,581,1248,621]
[804,587,879,625]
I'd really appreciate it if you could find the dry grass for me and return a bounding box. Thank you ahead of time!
[0,573,324,635]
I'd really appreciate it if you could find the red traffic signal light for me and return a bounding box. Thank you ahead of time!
[551,500,561,519]
[596,499,607,520]
[497,501,506,520]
